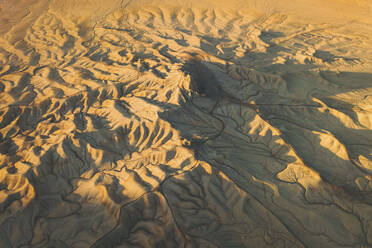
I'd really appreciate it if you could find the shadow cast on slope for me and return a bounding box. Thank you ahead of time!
[1,55,372,247]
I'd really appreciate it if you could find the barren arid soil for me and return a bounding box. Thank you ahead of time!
[1,0,372,247]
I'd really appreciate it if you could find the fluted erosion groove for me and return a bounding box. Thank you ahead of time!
[1,1,372,247]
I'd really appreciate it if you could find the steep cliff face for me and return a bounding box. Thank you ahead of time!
[0,1,372,247]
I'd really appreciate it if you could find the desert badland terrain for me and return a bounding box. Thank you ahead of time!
[1,0,372,247]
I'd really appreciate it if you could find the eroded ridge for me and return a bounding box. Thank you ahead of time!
[0,3,372,248]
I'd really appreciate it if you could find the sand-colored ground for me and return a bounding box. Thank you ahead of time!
[1,0,372,247]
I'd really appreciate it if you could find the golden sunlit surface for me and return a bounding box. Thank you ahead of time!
[0,0,372,247]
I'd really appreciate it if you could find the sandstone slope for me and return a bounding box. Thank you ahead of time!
[1,0,372,247]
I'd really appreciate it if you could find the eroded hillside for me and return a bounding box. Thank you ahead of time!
[1,1,372,247]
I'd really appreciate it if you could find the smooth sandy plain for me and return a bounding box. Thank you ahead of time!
[1,0,372,247]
